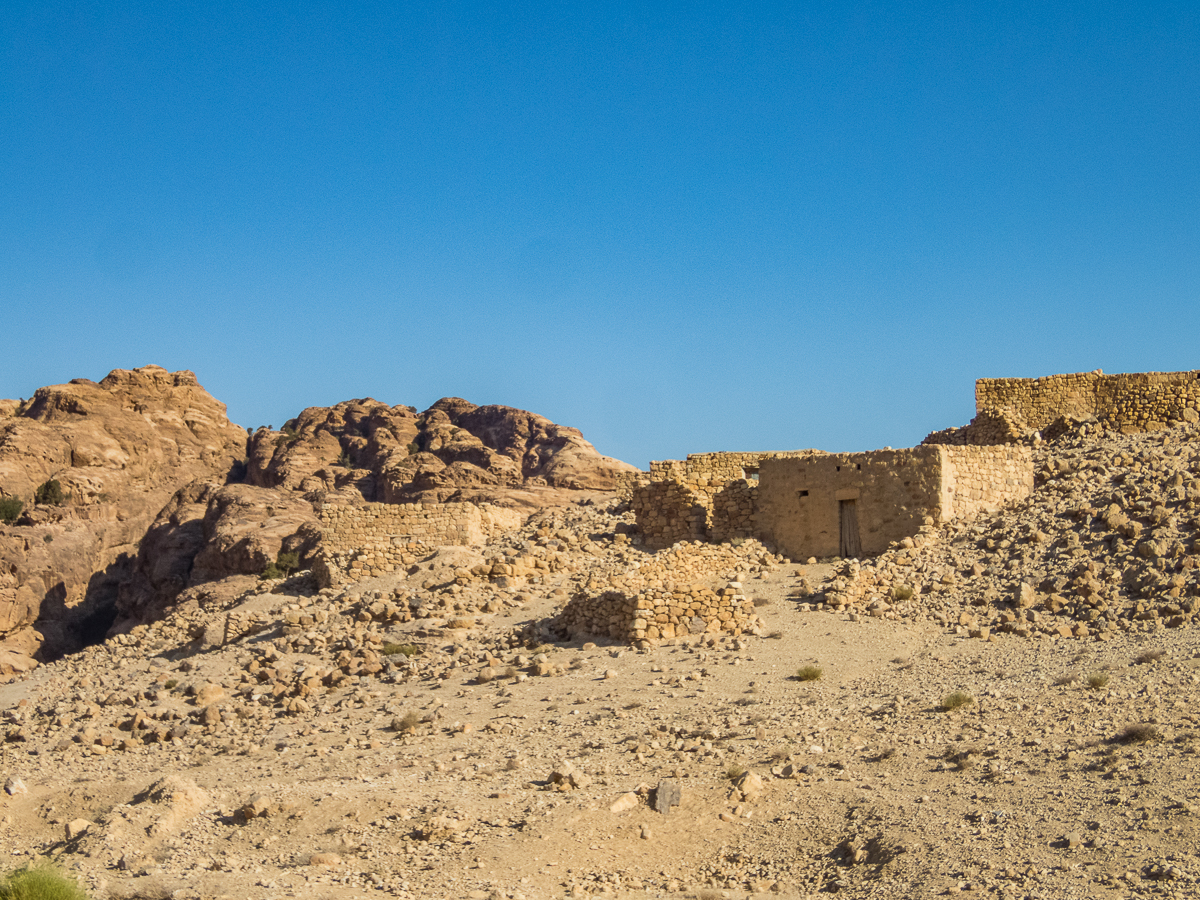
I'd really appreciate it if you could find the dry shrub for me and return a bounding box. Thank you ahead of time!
[941,691,975,712]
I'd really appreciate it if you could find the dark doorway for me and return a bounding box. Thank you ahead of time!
[839,499,861,558]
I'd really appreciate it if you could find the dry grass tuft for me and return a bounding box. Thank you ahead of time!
[1114,723,1163,744]
[794,665,823,682]
[941,691,975,712]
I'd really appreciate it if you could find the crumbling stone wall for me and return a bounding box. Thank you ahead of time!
[552,583,761,644]
[631,481,708,549]
[613,470,651,501]
[709,479,758,543]
[756,445,1033,560]
[635,451,821,549]
[313,502,523,586]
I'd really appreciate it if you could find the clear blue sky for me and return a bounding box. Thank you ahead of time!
[3,2,1198,468]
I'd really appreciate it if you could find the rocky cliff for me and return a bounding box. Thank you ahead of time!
[0,366,247,670]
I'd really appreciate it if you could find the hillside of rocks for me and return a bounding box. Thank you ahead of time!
[0,367,247,670]
[815,418,1200,643]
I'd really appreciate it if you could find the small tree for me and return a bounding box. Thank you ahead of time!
[261,549,301,580]
[34,479,65,506]
[0,497,22,525]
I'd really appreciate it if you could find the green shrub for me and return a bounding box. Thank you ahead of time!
[941,691,975,712]
[382,643,420,657]
[0,497,22,525]
[336,449,352,468]
[794,665,823,682]
[1086,671,1110,690]
[274,426,301,449]
[260,550,301,581]
[0,861,90,900]
[34,480,64,506]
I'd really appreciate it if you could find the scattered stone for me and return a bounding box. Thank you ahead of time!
[653,779,681,814]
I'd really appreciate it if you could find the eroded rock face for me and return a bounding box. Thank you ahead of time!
[114,482,319,631]
[0,366,247,665]
[247,397,637,506]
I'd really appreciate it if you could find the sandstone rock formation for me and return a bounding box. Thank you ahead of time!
[247,397,637,507]
[0,366,247,668]
[0,371,637,671]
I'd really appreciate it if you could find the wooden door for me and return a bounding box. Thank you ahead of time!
[839,499,861,558]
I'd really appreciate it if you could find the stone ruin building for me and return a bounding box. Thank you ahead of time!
[633,368,1200,563]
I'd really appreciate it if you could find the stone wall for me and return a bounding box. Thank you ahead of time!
[709,479,758,543]
[756,445,1033,560]
[613,470,651,501]
[313,501,524,586]
[939,444,1035,520]
[631,481,708,549]
[551,583,761,644]
[967,370,1200,438]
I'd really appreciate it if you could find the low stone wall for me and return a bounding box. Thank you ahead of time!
[552,583,761,644]
[313,501,524,586]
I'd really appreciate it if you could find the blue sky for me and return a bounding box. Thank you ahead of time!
[3,2,1198,468]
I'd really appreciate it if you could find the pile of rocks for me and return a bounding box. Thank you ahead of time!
[810,422,1200,639]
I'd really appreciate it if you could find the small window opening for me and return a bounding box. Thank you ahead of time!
[742,465,760,482]
[797,490,809,498]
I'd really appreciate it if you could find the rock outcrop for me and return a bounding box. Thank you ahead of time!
[0,366,246,666]
[113,482,319,631]
[0,370,638,673]
[246,397,637,507]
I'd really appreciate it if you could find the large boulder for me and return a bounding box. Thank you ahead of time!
[114,482,318,630]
